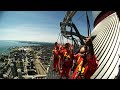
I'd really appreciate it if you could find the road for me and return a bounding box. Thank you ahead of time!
[33,53,47,79]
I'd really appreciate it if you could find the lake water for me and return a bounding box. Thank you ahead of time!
[0,40,41,55]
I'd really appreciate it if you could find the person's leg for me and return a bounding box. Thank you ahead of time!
[57,59,61,74]
[66,67,71,79]
[60,66,65,79]
[53,60,57,71]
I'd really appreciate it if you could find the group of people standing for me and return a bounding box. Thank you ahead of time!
[52,37,98,79]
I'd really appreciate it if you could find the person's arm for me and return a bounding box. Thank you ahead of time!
[74,54,79,60]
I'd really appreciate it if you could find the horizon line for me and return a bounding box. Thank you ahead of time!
[0,39,55,43]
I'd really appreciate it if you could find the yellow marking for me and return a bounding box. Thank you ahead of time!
[77,61,83,72]
[64,52,67,57]
[67,55,70,58]
[81,67,85,74]
[78,65,81,72]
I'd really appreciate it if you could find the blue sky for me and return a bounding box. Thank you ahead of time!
[0,11,94,43]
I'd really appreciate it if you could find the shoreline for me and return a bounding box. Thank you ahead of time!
[0,40,54,56]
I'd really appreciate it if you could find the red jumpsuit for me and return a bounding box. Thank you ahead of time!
[58,45,64,71]
[71,53,84,79]
[84,54,98,79]
[72,54,98,79]
[59,49,73,79]
[53,46,60,73]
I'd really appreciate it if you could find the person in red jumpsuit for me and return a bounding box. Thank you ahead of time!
[72,37,98,79]
[58,44,65,73]
[59,43,73,79]
[84,37,98,79]
[71,46,87,79]
[53,42,60,73]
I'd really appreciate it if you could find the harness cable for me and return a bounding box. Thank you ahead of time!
[70,24,77,52]
[76,11,92,79]
[57,32,61,43]
[86,11,91,37]
[61,33,64,45]
[60,33,62,44]
[69,19,74,47]
[70,24,77,73]
[71,26,74,46]
[57,32,64,46]
[67,37,68,43]
[59,32,63,45]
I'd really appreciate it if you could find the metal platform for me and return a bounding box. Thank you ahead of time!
[46,59,73,79]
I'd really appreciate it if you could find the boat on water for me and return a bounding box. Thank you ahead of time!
[0,11,120,79]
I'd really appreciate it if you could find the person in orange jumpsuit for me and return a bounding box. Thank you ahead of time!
[71,46,87,79]
[59,43,73,79]
[53,42,60,73]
